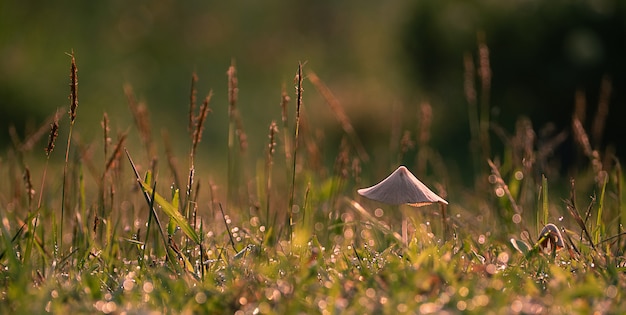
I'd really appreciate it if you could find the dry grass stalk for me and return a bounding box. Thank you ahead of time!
[477,33,491,109]
[288,62,305,238]
[124,84,155,158]
[227,62,248,153]
[186,167,195,221]
[572,117,593,158]
[280,85,293,163]
[46,114,59,157]
[565,179,596,250]
[476,33,492,160]
[104,133,128,175]
[463,53,477,111]
[235,120,248,153]
[572,81,609,183]
[23,167,34,209]
[60,51,80,253]
[536,127,568,175]
[267,121,279,164]
[400,130,414,152]
[307,71,369,162]
[101,113,110,160]
[191,92,213,160]
[574,90,586,122]
[418,102,432,146]
[189,72,198,134]
[227,62,238,117]
[331,137,350,214]
[15,110,62,153]
[464,52,480,161]
[513,118,536,173]
[265,121,279,225]
[334,137,350,179]
[226,62,249,208]
[400,130,415,160]
[351,157,361,184]
[38,113,60,209]
[300,115,323,174]
[67,51,78,124]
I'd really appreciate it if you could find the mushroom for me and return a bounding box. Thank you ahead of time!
[537,223,565,253]
[357,166,448,242]
[357,166,447,206]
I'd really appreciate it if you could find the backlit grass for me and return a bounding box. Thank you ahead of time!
[1,51,625,315]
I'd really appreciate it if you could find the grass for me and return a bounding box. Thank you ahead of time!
[0,49,625,315]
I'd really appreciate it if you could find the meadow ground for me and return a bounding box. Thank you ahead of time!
[0,53,624,314]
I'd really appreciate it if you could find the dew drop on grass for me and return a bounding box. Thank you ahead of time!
[495,187,505,197]
[195,292,207,304]
[397,303,408,312]
[478,235,486,244]
[458,287,469,297]
[511,300,523,313]
[457,300,467,311]
[102,301,117,314]
[123,279,134,291]
[606,285,618,298]
[143,282,154,293]
[315,222,324,231]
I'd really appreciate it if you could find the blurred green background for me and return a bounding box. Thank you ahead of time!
[0,1,410,176]
[1,0,625,184]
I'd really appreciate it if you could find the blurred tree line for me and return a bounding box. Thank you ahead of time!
[402,0,626,180]
[1,0,625,184]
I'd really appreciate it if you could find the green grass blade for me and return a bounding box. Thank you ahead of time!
[542,175,549,227]
[595,174,608,244]
[139,181,201,245]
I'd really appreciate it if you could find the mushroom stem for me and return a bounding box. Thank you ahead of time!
[440,203,448,238]
[402,217,408,245]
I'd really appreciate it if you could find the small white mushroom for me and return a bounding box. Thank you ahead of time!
[538,223,565,252]
[357,166,448,207]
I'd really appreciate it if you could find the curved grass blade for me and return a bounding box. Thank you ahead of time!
[139,181,201,245]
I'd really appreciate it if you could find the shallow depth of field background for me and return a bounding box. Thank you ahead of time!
[2,2,626,313]
[1,0,625,186]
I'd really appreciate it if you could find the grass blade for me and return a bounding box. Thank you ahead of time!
[138,178,201,245]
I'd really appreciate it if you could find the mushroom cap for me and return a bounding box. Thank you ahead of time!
[538,223,565,250]
[357,166,448,207]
